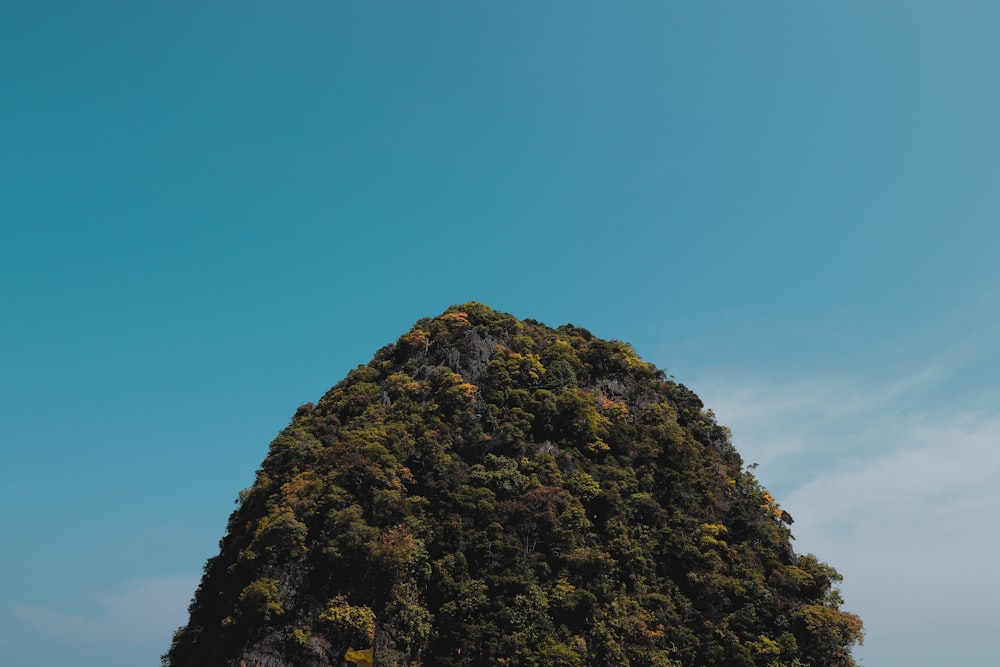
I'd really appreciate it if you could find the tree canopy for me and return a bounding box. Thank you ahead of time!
[165,303,862,667]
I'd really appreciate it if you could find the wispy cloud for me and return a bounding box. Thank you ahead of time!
[784,413,1000,667]
[14,576,196,647]
[689,337,1000,666]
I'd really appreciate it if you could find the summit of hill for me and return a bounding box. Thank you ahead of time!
[165,302,863,667]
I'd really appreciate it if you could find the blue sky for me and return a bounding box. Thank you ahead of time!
[2,2,998,665]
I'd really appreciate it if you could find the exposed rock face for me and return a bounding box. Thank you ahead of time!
[165,303,862,667]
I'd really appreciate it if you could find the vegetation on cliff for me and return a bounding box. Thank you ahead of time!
[165,303,863,667]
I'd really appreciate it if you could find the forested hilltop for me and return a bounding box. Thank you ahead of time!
[165,303,863,667]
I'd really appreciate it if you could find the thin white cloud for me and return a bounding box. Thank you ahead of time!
[14,576,196,647]
[785,420,1000,667]
[688,339,1000,666]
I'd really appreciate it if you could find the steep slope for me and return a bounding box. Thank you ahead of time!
[165,303,862,667]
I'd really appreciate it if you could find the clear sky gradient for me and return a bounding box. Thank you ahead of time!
[3,3,998,665]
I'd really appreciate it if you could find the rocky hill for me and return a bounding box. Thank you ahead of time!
[164,303,862,667]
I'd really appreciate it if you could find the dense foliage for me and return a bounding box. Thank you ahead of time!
[165,303,863,667]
